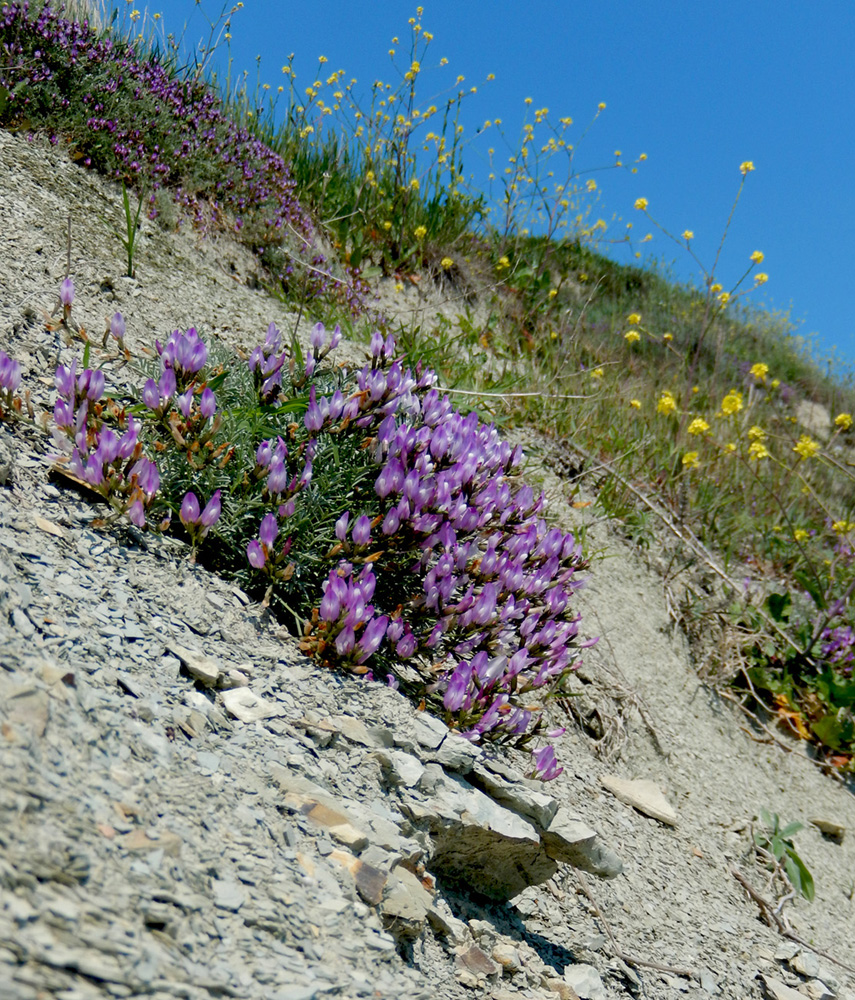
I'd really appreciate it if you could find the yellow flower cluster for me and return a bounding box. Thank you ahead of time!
[634,197,648,211]
[719,390,743,416]
[624,330,640,344]
[414,225,427,239]
[835,412,853,430]
[440,257,454,269]
[833,521,855,534]
[687,418,710,435]
[750,362,769,382]
[682,451,700,470]
[748,441,770,461]
[657,390,677,415]
[793,529,809,543]
[793,435,820,460]
[748,425,766,442]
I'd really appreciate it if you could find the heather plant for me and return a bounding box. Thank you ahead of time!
[0,278,593,778]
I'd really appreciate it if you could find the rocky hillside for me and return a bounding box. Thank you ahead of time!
[2,126,855,1000]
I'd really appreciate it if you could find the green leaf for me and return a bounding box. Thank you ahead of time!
[793,570,826,611]
[811,715,846,751]
[82,341,91,370]
[778,821,803,840]
[785,851,815,902]
[767,591,792,623]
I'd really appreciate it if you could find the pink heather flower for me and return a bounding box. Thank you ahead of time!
[59,277,74,307]
[247,540,267,569]
[179,492,200,526]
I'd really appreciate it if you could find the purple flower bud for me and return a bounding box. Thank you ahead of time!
[117,418,139,459]
[304,386,323,432]
[310,322,325,351]
[444,660,473,711]
[0,352,21,392]
[142,378,160,410]
[259,512,278,548]
[356,615,389,663]
[53,399,74,427]
[95,427,119,465]
[335,512,350,542]
[131,457,160,496]
[352,514,371,546]
[382,508,400,535]
[305,354,316,378]
[176,389,194,419]
[84,456,104,487]
[329,325,342,351]
[383,334,396,358]
[110,312,125,341]
[396,632,417,658]
[159,368,176,400]
[127,499,146,528]
[199,387,217,419]
[256,439,273,468]
[369,331,384,358]
[335,625,356,656]
[531,745,563,781]
[267,458,288,494]
[279,499,295,518]
[200,490,221,528]
[180,491,200,526]
[59,277,74,307]
[320,577,342,622]
[247,540,267,569]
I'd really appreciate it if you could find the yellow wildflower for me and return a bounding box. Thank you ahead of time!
[688,418,710,435]
[590,368,604,380]
[750,250,764,264]
[440,257,454,269]
[720,390,743,416]
[793,435,820,460]
[748,425,766,442]
[657,390,677,416]
[750,362,769,382]
[382,220,392,230]
[682,451,700,470]
[835,412,853,430]
[548,289,558,299]
[771,379,780,389]
[748,441,770,461]
[682,230,694,241]
[755,272,769,285]
[414,225,427,239]
[634,197,648,211]
[627,312,641,325]
[740,161,755,175]
[496,255,510,270]
[624,330,641,344]
[832,521,854,534]
[630,399,641,409]
[663,332,674,342]
[724,443,737,453]
[793,529,809,543]
[710,283,723,294]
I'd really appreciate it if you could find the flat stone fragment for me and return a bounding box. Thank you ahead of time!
[380,865,434,939]
[759,975,808,1000]
[169,643,223,686]
[456,944,499,978]
[809,817,845,842]
[329,849,388,905]
[212,878,246,912]
[373,748,425,787]
[220,686,284,723]
[601,774,678,826]
[564,963,606,1000]
[541,807,623,878]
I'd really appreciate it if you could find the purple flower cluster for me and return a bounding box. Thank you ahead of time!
[52,356,157,527]
[0,2,357,307]
[179,489,222,550]
[242,322,592,768]
[0,350,22,418]
[820,623,855,675]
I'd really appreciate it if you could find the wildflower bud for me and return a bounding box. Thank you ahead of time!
[110,312,126,342]
[335,625,356,656]
[396,632,417,658]
[335,512,351,542]
[352,514,372,546]
[369,331,384,359]
[53,399,74,428]
[199,387,217,419]
[180,491,201,526]
[159,368,176,400]
[200,490,222,529]
[259,512,279,548]
[142,379,160,410]
[0,352,21,392]
[310,322,326,351]
[356,615,389,663]
[127,500,146,528]
[59,277,75,308]
[176,389,194,418]
[304,386,324,432]
[247,540,267,569]
[328,325,342,351]
[305,354,316,378]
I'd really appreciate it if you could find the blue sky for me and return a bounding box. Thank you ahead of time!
[123,1,855,366]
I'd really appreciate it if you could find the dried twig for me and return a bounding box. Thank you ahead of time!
[730,866,855,974]
[574,868,696,980]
